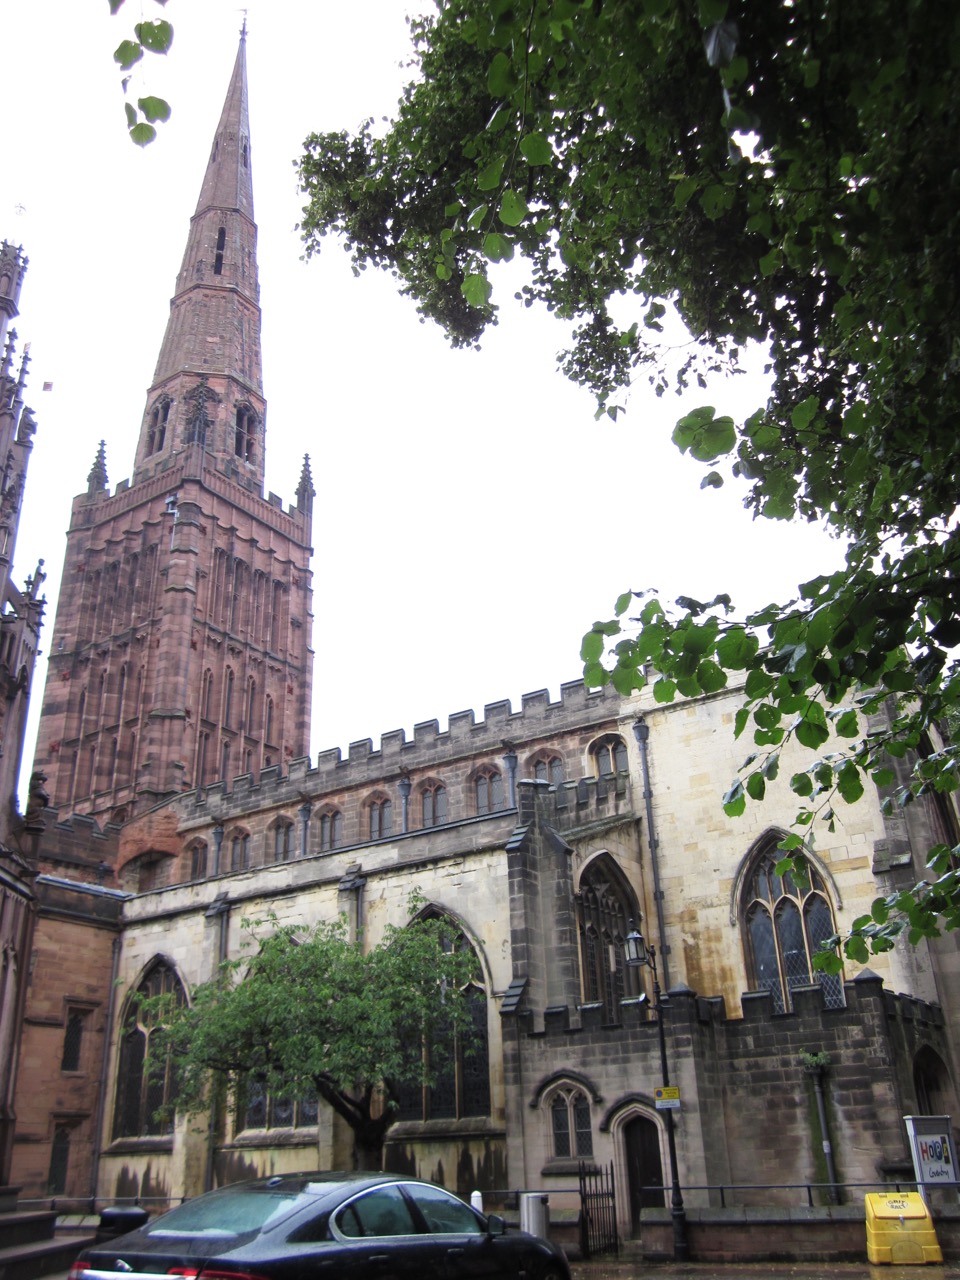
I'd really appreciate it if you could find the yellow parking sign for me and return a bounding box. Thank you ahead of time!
[655,1086,680,1110]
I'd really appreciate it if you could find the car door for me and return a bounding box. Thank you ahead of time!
[327,1183,426,1280]
[399,1183,517,1280]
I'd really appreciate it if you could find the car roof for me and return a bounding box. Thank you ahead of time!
[235,1172,408,1195]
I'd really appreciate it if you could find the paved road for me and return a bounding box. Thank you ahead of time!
[570,1263,960,1280]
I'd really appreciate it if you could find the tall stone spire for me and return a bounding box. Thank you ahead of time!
[194,25,254,223]
[33,34,314,822]
[133,30,265,492]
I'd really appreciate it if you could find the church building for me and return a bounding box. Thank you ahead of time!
[8,32,959,1249]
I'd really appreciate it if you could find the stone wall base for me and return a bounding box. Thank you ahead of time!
[635,1206,960,1263]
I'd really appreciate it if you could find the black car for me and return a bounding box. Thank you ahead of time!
[68,1172,571,1280]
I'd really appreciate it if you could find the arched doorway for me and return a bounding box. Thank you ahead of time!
[624,1114,664,1234]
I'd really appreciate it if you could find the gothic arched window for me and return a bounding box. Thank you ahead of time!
[273,819,295,862]
[742,844,845,1013]
[395,915,490,1123]
[369,796,393,841]
[112,960,185,1139]
[421,781,447,828]
[532,753,565,786]
[577,853,641,1023]
[189,841,208,880]
[591,734,628,778]
[548,1086,594,1159]
[146,398,171,455]
[234,405,257,463]
[230,829,250,872]
[474,767,504,815]
[319,809,343,852]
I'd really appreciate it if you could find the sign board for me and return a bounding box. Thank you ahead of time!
[903,1115,958,1202]
[654,1086,680,1110]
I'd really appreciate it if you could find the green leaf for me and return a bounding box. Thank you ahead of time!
[124,102,138,128]
[795,717,830,749]
[138,95,171,123]
[836,761,865,804]
[477,159,505,192]
[129,121,157,147]
[746,772,765,801]
[701,470,724,489]
[467,204,489,230]
[696,659,727,693]
[614,591,633,617]
[580,629,605,664]
[134,18,173,52]
[673,407,736,463]
[722,778,746,816]
[519,132,552,165]
[461,273,492,306]
[653,677,677,703]
[498,189,527,226]
[482,232,513,262]
[487,51,513,96]
[791,396,819,432]
[114,39,144,69]
[790,771,814,796]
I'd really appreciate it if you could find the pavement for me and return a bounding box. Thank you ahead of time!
[570,1264,960,1280]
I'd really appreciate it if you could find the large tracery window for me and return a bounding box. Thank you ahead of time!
[112,960,185,1139]
[395,916,490,1123]
[577,854,641,1023]
[743,845,845,1013]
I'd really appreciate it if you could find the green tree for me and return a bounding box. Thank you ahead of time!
[297,0,960,963]
[142,909,482,1169]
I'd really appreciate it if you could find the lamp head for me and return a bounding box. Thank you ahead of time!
[625,918,648,967]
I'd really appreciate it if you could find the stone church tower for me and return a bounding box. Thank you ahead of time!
[33,34,314,822]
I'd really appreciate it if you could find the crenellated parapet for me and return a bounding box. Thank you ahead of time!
[179,680,624,832]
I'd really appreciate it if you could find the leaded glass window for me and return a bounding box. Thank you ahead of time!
[369,798,393,841]
[743,847,845,1012]
[320,810,343,851]
[577,854,641,1022]
[475,769,504,815]
[112,961,185,1138]
[422,783,447,828]
[591,735,628,778]
[534,754,564,786]
[549,1088,594,1159]
[274,821,294,862]
[239,1078,318,1131]
[394,918,489,1123]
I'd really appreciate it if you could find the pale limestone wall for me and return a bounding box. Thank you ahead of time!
[618,685,938,1010]
[93,675,956,1210]
[99,833,513,1202]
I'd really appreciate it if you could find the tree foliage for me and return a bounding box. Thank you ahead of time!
[109,0,173,146]
[141,908,482,1168]
[298,0,960,962]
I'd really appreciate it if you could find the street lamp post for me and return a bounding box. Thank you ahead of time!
[625,919,689,1261]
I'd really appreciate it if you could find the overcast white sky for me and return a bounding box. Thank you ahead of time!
[0,1,842,793]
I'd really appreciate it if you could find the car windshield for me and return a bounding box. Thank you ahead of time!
[145,1186,302,1239]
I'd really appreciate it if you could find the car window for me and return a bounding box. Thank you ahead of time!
[146,1188,301,1238]
[335,1186,418,1238]
[405,1185,483,1235]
